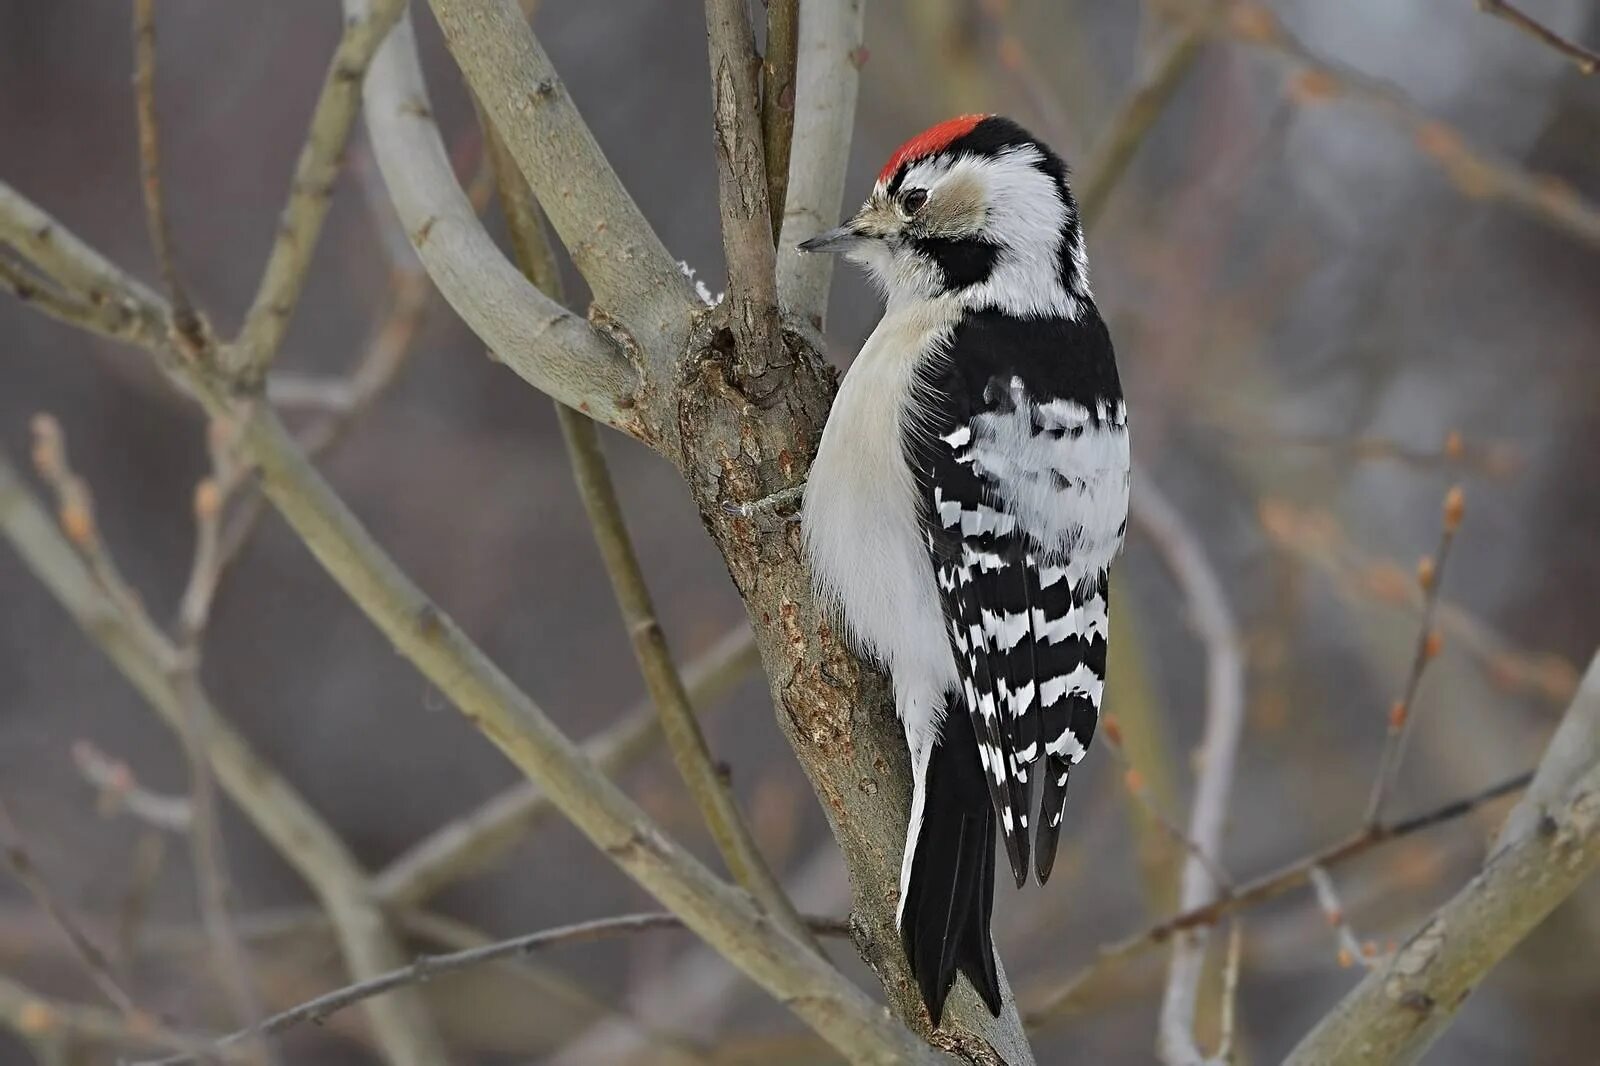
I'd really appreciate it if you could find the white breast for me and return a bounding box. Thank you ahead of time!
[803,301,962,702]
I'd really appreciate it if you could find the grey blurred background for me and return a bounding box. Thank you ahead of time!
[2,1,1597,1062]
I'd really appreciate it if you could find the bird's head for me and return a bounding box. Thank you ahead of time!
[799,114,1090,319]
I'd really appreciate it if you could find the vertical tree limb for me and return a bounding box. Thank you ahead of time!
[1133,482,1246,1065]
[229,0,409,380]
[761,0,800,244]
[705,0,781,376]
[774,0,865,333]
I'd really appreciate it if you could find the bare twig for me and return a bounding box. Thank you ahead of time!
[1365,486,1464,826]
[774,0,865,332]
[0,452,449,1066]
[1215,921,1243,1063]
[137,911,853,1066]
[1258,498,1576,707]
[1025,768,1532,1027]
[1307,866,1378,970]
[131,0,203,351]
[229,0,408,380]
[1217,425,1518,480]
[72,741,194,833]
[356,8,642,435]
[1206,0,1600,249]
[375,626,758,905]
[1131,482,1246,1065]
[0,182,170,352]
[705,0,781,373]
[1477,0,1599,74]
[1284,651,1600,1064]
[0,256,157,349]
[761,0,800,243]
[0,794,142,1019]
[1103,721,1233,891]
[0,973,223,1060]
[1075,15,1207,227]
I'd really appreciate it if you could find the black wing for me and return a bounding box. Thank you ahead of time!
[907,308,1127,886]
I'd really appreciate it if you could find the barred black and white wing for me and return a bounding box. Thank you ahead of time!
[908,308,1129,885]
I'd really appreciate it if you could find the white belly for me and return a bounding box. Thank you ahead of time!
[802,303,961,702]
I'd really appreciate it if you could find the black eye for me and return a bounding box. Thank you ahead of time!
[902,188,928,214]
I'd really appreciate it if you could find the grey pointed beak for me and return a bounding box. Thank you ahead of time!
[797,224,865,255]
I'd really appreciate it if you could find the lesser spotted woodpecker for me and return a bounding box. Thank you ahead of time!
[799,115,1129,1025]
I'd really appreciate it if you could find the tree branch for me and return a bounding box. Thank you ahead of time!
[131,0,204,352]
[0,452,449,1066]
[1027,767,1533,1027]
[1477,0,1599,74]
[1132,482,1247,1065]
[1365,486,1464,825]
[761,0,800,244]
[374,627,759,906]
[1075,14,1206,227]
[1200,0,1600,249]
[774,0,865,333]
[484,106,814,951]
[356,9,643,437]
[425,0,696,379]
[1283,648,1600,1064]
[705,0,782,374]
[137,911,854,1066]
[229,0,408,380]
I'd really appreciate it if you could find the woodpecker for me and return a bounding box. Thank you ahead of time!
[798,115,1129,1025]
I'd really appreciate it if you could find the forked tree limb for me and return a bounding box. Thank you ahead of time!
[358,10,642,436]
[426,0,697,394]
[775,0,866,333]
[0,453,449,1066]
[1283,650,1600,1064]
[705,0,782,376]
[230,0,409,379]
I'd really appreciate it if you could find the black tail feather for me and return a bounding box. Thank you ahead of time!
[901,705,1003,1026]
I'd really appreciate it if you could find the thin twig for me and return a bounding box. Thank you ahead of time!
[136,912,852,1066]
[1132,482,1246,1065]
[0,794,142,1019]
[1026,768,1532,1028]
[1307,865,1378,970]
[0,452,450,1066]
[761,0,799,244]
[229,0,409,380]
[72,741,194,833]
[375,626,758,905]
[0,973,226,1060]
[1103,721,1233,891]
[1258,498,1576,707]
[1478,0,1599,74]
[131,0,203,353]
[1215,921,1243,1063]
[1365,486,1464,826]
[1284,653,1600,1064]
[1076,13,1208,227]
[0,256,155,348]
[1201,0,1600,249]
